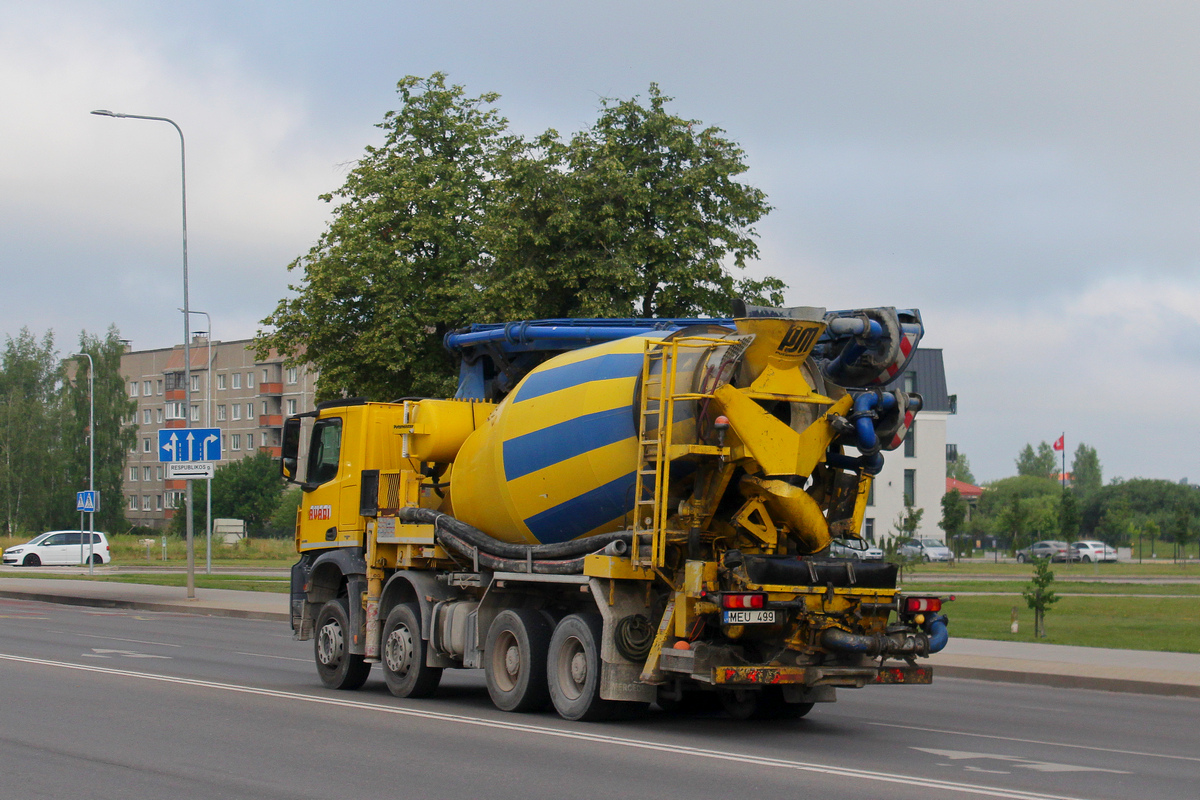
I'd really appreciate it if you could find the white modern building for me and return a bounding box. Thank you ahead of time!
[860,348,953,545]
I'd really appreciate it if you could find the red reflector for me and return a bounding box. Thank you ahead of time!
[722,593,765,610]
[904,597,942,614]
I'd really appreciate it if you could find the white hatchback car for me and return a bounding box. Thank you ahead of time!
[2,531,111,566]
[1070,540,1117,563]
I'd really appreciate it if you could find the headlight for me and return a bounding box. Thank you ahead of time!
[6,548,21,555]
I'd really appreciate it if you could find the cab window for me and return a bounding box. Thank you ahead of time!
[306,418,342,487]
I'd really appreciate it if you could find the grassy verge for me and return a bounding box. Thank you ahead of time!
[906,560,1200,578]
[938,593,1200,653]
[1,532,296,567]
[910,581,1200,596]
[1,572,290,593]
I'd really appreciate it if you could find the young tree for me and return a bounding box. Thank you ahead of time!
[940,489,968,556]
[60,327,137,533]
[1071,443,1102,497]
[1016,442,1057,480]
[1022,558,1060,638]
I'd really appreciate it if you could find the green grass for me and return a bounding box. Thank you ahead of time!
[1,532,296,566]
[0,571,290,593]
[940,593,1200,653]
[907,559,1200,578]
[911,581,1200,596]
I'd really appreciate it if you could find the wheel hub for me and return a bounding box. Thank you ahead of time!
[504,644,521,677]
[317,620,344,667]
[569,651,587,684]
[385,625,415,677]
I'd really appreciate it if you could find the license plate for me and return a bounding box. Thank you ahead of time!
[722,609,778,624]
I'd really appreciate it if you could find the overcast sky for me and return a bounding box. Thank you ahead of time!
[2,1,1198,485]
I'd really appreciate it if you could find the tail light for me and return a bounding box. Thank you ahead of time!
[904,597,942,614]
[722,593,766,610]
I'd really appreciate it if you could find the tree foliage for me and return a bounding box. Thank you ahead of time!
[1022,558,1060,638]
[173,451,285,538]
[1015,442,1057,480]
[940,489,967,554]
[1071,443,1102,497]
[258,74,784,401]
[947,451,976,485]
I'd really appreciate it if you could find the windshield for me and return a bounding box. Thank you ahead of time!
[26,533,51,545]
[920,539,944,547]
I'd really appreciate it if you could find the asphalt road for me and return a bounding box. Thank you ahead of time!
[0,597,1194,800]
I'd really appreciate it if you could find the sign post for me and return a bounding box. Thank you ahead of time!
[75,491,99,571]
[159,428,221,596]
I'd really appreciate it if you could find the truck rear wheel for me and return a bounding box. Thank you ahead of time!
[314,598,371,690]
[548,613,614,721]
[381,603,442,698]
[485,609,552,712]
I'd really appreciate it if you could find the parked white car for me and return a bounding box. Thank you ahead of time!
[2,531,110,566]
[829,538,885,561]
[897,537,954,562]
[1070,540,1117,563]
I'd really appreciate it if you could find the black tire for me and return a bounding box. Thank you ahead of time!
[923,554,931,562]
[22,554,40,567]
[89,554,103,565]
[718,688,759,720]
[548,613,613,721]
[485,609,552,712]
[756,686,815,719]
[314,598,371,690]
[1082,555,1091,563]
[657,687,721,715]
[1016,553,1026,563]
[381,603,442,698]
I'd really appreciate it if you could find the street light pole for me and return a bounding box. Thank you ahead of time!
[92,109,195,599]
[73,352,95,576]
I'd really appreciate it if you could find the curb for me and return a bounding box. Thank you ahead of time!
[0,589,289,623]
[935,664,1200,700]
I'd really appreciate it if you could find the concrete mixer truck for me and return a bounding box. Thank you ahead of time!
[282,303,949,720]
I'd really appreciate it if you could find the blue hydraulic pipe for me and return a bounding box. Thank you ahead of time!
[925,615,949,653]
[444,318,734,352]
[851,392,897,453]
[826,451,885,476]
[824,318,885,380]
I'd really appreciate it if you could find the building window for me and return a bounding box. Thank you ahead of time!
[261,401,268,416]
[246,403,254,419]
[232,404,241,421]
[156,466,163,481]
[217,405,227,421]
[903,372,916,393]
[142,409,152,425]
[190,375,200,393]
[156,408,163,423]
[231,434,242,451]
[143,438,151,453]
[156,379,163,395]
[867,481,875,506]
[246,372,254,388]
[129,466,138,481]
[143,380,152,395]
[190,405,200,422]
[166,401,185,420]
[262,368,269,383]
[156,495,163,511]
[904,421,916,458]
[286,399,297,415]
[129,381,138,397]
[903,469,916,506]
[130,441,138,454]
[247,433,254,449]
[217,374,226,390]
[128,495,138,511]
[287,367,297,384]
[232,373,241,389]
[142,495,152,511]
[142,466,151,482]
[864,518,875,542]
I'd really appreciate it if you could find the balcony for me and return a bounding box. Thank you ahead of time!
[259,414,283,427]
[165,419,185,429]
[259,382,283,396]
[258,446,282,458]
[165,389,185,401]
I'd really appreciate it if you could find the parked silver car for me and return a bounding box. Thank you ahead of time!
[1016,540,1069,563]
[897,538,953,562]
[829,538,885,561]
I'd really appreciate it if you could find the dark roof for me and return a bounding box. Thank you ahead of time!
[902,348,951,412]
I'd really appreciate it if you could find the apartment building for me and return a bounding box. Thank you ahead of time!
[859,348,954,545]
[120,337,317,529]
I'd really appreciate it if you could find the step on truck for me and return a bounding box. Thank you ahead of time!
[283,303,949,720]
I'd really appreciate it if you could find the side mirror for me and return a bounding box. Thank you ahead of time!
[281,417,302,483]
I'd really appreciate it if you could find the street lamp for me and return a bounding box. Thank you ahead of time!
[72,352,96,576]
[187,310,213,575]
[92,109,196,599]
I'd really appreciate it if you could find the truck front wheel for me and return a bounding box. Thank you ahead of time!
[314,598,371,690]
[485,609,552,712]
[381,603,442,698]
[548,613,613,721]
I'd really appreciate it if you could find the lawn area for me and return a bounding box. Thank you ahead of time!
[911,580,1200,596]
[937,593,1200,654]
[0,571,289,593]
[0,532,296,567]
[907,559,1200,579]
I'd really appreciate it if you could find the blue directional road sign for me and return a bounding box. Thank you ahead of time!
[159,428,222,462]
[76,490,99,513]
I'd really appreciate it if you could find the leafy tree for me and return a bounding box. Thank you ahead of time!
[1059,491,1080,543]
[940,489,968,556]
[264,487,302,539]
[172,451,284,537]
[59,327,137,533]
[1022,558,1060,638]
[1140,518,1160,559]
[947,451,976,485]
[1071,443,1102,497]
[258,74,785,400]
[0,329,64,534]
[1015,442,1057,480]
[885,504,925,578]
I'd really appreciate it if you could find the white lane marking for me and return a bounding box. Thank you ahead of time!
[871,722,1200,764]
[46,631,182,648]
[914,748,1131,774]
[0,652,1096,800]
[235,652,309,663]
[80,648,172,660]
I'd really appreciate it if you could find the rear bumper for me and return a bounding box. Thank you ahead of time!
[657,653,933,688]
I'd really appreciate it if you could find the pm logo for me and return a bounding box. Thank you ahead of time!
[777,324,820,357]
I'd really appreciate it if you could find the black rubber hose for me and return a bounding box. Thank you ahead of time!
[433,527,587,575]
[397,507,632,559]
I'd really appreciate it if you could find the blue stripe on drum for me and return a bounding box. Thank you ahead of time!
[513,353,645,403]
[503,406,635,481]
[523,471,637,544]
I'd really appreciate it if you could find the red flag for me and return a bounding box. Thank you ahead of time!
[1052,435,1064,451]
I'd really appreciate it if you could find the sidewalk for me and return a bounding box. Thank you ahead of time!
[2,576,1199,699]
